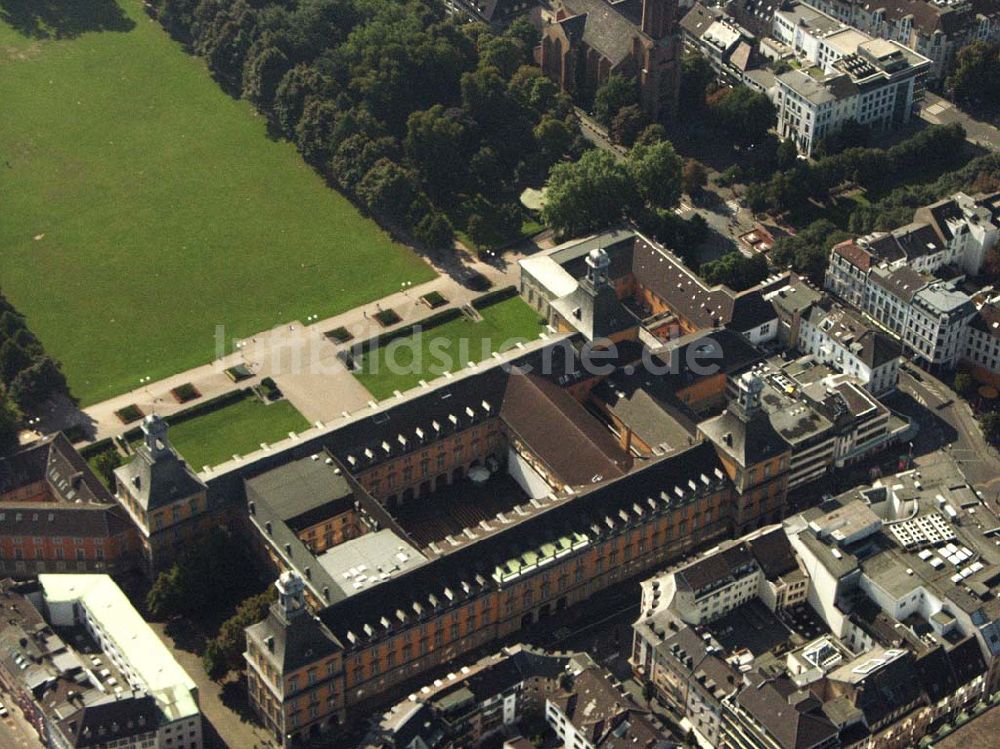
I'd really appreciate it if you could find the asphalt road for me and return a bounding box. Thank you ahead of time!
[918,93,1000,152]
[894,364,1000,497]
[0,693,44,749]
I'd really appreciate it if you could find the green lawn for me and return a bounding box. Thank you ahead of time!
[146,397,309,470]
[354,297,545,400]
[0,1,432,406]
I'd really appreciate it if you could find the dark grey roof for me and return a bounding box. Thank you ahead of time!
[319,442,728,647]
[700,409,787,468]
[680,2,724,39]
[115,445,204,512]
[0,433,113,506]
[728,290,779,334]
[869,266,928,303]
[58,695,158,748]
[247,605,339,674]
[676,542,756,594]
[736,675,839,749]
[746,527,798,579]
[561,0,651,66]
[245,453,354,531]
[500,371,631,486]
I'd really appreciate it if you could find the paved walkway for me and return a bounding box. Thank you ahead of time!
[919,93,1000,151]
[48,251,526,445]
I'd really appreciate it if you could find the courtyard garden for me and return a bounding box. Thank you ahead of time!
[127,394,309,470]
[352,295,545,400]
[0,0,431,406]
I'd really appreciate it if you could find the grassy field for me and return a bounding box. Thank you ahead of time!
[354,297,545,400]
[0,0,432,406]
[135,397,310,470]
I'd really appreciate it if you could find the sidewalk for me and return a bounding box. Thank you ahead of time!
[52,252,525,445]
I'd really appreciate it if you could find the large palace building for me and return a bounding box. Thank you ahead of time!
[106,230,909,747]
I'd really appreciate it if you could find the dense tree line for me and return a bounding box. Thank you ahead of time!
[770,220,853,284]
[147,529,263,620]
[150,0,583,250]
[745,124,967,215]
[203,587,277,678]
[849,150,1000,235]
[699,251,769,291]
[541,135,684,237]
[0,291,69,455]
[766,148,1000,285]
[947,42,1000,110]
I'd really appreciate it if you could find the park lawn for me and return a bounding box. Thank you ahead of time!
[354,297,545,400]
[0,1,432,406]
[154,397,309,470]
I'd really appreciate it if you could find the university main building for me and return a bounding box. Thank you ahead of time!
[105,230,908,747]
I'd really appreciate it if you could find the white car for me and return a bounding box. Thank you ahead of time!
[0,702,8,718]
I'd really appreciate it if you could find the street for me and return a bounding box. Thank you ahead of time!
[893,363,1000,498]
[919,92,1000,151]
[0,692,44,749]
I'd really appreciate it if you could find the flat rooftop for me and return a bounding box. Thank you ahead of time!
[316,529,428,596]
[39,574,198,722]
[245,452,354,529]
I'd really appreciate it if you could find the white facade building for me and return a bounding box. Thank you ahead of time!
[772,3,931,155]
[797,301,902,394]
[40,575,202,749]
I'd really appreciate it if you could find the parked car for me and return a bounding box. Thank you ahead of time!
[0,701,8,718]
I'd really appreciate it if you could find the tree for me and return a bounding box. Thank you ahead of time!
[710,86,776,146]
[534,116,574,169]
[594,74,639,126]
[953,372,976,398]
[356,159,421,226]
[542,149,635,236]
[330,133,398,193]
[295,96,339,166]
[699,252,769,291]
[628,141,683,209]
[947,42,1000,108]
[479,35,530,79]
[147,530,257,620]
[92,449,124,487]
[404,105,468,199]
[203,588,277,678]
[678,53,713,114]
[10,356,68,412]
[770,219,850,284]
[609,104,648,147]
[635,123,667,146]
[0,340,32,384]
[980,411,1000,445]
[241,33,290,110]
[414,212,454,251]
[0,396,19,458]
[273,65,332,138]
[683,159,708,198]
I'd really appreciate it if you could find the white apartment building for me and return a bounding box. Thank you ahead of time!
[805,0,1000,81]
[772,2,931,155]
[965,299,1000,382]
[797,300,902,393]
[40,575,203,749]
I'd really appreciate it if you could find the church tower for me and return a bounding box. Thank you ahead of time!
[641,0,674,40]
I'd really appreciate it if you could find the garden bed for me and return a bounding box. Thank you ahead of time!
[420,291,448,309]
[170,383,201,403]
[374,309,402,327]
[225,364,253,382]
[324,326,354,344]
[115,404,144,424]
